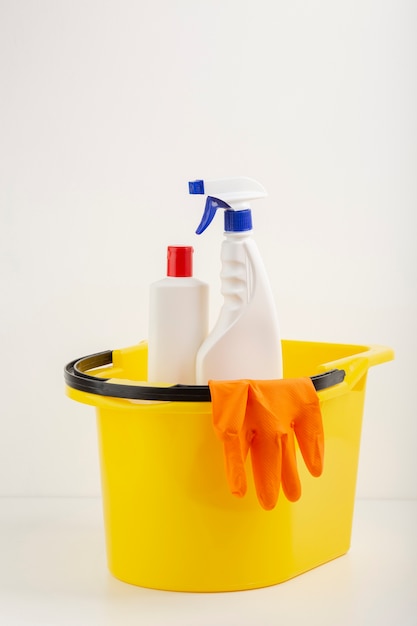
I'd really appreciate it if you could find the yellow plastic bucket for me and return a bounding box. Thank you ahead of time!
[65,339,393,592]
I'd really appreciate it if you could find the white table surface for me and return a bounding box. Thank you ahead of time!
[0,498,415,626]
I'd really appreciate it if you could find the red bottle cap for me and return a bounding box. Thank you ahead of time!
[167,246,193,277]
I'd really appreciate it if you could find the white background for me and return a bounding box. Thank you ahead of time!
[1,0,415,502]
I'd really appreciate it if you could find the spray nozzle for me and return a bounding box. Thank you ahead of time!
[188,177,267,235]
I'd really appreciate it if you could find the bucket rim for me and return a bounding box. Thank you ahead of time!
[64,350,346,402]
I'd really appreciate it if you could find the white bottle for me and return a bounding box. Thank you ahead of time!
[147,246,209,385]
[188,178,283,383]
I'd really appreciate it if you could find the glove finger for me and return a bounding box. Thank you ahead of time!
[209,380,250,498]
[297,431,324,477]
[293,379,324,477]
[250,431,282,511]
[222,434,247,497]
[281,432,302,502]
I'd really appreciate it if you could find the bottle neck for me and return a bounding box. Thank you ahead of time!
[224,230,252,240]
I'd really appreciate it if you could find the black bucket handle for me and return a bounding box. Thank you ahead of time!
[64,350,346,402]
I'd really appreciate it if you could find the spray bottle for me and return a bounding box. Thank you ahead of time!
[189,177,283,383]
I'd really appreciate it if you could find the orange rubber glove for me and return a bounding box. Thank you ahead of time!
[208,378,324,510]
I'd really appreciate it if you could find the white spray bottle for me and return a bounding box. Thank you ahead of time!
[189,177,283,383]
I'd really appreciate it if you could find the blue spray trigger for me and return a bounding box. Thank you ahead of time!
[195,196,231,235]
